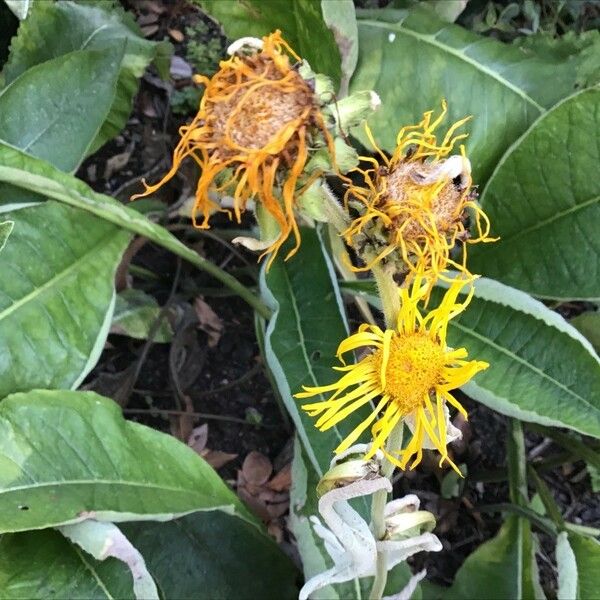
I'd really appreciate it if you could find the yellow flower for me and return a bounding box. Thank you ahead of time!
[296,276,489,474]
[343,101,495,283]
[132,31,335,266]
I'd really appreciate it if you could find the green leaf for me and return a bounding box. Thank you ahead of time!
[470,89,600,300]
[0,528,134,599]
[570,311,600,353]
[0,389,256,532]
[0,511,299,600]
[1,0,170,154]
[111,289,173,343]
[197,0,342,88]
[0,48,122,172]
[516,31,600,90]
[0,219,12,252]
[122,511,299,600]
[58,520,158,600]
[289,437,354,600]
[261,227,371,477]
[350,5,599,182]
[446,516,543,600]
[557,531,600,600]
[320,0,358,95]
[441,277,600,439]
[0,141,270,318]
[0,202,129,398]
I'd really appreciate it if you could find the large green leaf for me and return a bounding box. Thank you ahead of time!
[350,5,600,182]
[1,0,170,154]
[197,0,342,89]
[0,389,255,532]
[0,529,134,599]
[341,277,600,438]
[0,142,270,318]
[0,510,298,600]
[0,49,121,172]
[446,502,542,597]
[0,203,129,397]
[261,227,373,477]
[557,531,600,600]
[441,278,600,438]
[122,512,298,599]
[469,88,600,300]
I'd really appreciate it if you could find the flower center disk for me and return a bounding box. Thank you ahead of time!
[377,332,445,414]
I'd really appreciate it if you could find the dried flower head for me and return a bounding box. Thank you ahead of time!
[132,31,336,265]
[344,102,496,283]
[296,276,489,474]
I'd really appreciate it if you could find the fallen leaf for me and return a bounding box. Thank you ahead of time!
[137,13,158,26]
[139,0,165,14]
[267,522,284,544]
[170,55,193,79]
[187,424,208,454]
[194,297,223,348]
[203,450,237,469]
[140,24,159,37]
[104,150,132,180]
[268,463,292,492]
[266,501,289,519]
[242,451,272,486]
[238,487,272,522]
[168,28,184,42]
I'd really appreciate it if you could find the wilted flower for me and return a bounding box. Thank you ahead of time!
[343,101,495,282]
[133,31,375,266]
[296,276,489,474]
[299,449,441,600]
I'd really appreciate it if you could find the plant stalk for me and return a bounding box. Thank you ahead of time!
[368,266,402,600]
[369,424,403,600]
[371,264,401,328]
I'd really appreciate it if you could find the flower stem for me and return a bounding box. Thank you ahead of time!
[372,264,401,328]
[368,265,403,599]
[369,424,404,600]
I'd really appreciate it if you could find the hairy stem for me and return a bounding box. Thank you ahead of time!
[372,264,400,328]
[368,265,403,600]
[369,425,404,600]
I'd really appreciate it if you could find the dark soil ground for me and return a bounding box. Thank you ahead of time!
[78,1,599,597]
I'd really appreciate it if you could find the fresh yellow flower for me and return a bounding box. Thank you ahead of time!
[132,31,335,266]
[343,101,495,283]
[296,276,489,474]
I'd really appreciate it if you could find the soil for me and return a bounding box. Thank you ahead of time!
[77,0,599,596]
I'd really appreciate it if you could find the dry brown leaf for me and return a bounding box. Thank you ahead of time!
[267,463,292,492]
[104,150,131,180]
[203,450,238,469]
[140,24,159,37]
[138,0,165,14]
[194,297,223,348]
[238,487,271,522]
[137,13,158,26]
[265,501,289,519]
[168,28,184,42]
[242,451,273,486]
[187,424,208,454]
[170,55,193,79]
[267,522,284,544]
